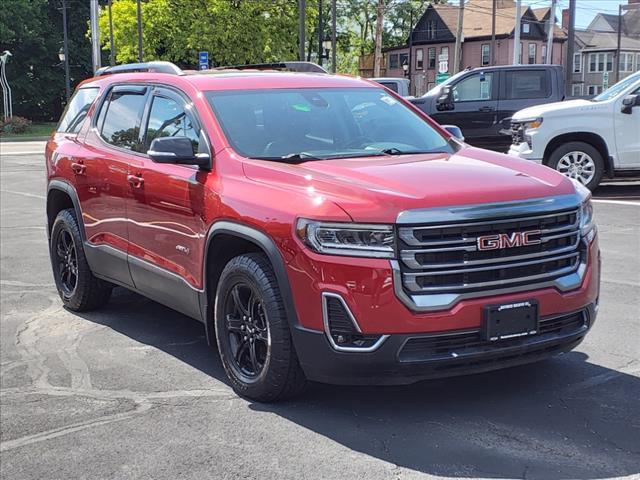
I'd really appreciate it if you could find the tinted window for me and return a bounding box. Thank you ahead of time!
[452,72,494,102]
[57,87,99,133]
[98,89,147,151]
[206,88,452,160]
[145,95,200,154]
[504,70,549,99]
[378,81,398,93]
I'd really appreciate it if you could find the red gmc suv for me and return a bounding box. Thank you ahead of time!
[46,61,600,401]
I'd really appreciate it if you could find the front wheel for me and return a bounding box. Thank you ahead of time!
[214,253,306,402]
[546,141,604,191]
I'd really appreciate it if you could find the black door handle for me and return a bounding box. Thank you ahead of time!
[478,106,495,112]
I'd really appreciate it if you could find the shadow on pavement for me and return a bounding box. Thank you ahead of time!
[76,288,640,480]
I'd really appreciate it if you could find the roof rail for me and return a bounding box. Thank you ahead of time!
[213,61,328,74]
[95,61,182,77]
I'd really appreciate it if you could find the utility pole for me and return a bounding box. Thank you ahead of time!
[89,0,101,73]
[331,0,337,73]
[565,0,576,95]
[318,0,323,66]
[491,0,496,65]
[373,0,384,77]
[615,3,622,83]
[408,9,413,94]
[108,0,115,66]
[453,0,464,73]
[61,0,71,102]
[545,0,556,63]
[136,0,143,62]
[513,0,522,64]
[299,0,306,61]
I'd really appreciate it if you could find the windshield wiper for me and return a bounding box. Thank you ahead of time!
[378,147,446,155]
[251,152,321,163]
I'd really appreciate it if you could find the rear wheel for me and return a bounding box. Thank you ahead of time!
[50,209,112,311]
[214,253,306,402]
[547,141,604,191]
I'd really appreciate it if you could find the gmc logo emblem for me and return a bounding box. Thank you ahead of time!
[477,230,541,251]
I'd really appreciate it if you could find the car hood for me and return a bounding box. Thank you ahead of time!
[512,99,595,120]
[242,146,576,223]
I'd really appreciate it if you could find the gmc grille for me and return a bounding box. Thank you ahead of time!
[511,121,526,145]
[397,207,581,295]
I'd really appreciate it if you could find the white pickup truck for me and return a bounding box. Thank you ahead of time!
[508,71,640,190]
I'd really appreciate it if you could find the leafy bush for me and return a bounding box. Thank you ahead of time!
[0,116,33,135]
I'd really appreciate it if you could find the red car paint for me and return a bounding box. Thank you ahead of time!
[46,70,599,383]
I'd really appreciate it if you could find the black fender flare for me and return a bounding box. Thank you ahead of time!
[47,180,86,242]
[200,221,301,345]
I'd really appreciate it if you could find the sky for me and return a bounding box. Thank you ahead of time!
[521,0,628,30]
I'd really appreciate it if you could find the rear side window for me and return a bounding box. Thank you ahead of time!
[504,70,550,99]
[57,87,99,133]
[97,87,147,152]
[378,82,399,93]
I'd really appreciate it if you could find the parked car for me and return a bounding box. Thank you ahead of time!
[371,77,412,97]
[46,61,599,402]
[411,65,565,151]
[508,71,640,190]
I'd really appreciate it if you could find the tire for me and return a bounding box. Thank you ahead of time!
[546,141,604,191]
[50,209,113,311]
[214,253,307,402]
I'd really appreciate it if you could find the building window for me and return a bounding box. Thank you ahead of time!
[587,85,603,96]
[428,47,436,69]
[481,44,490,66]
[573,52,581,73]
[637,53,640,71]
[619,52,634,72]
[588,53,613,73]
[528,43,536,64]
[541,45,547,63]
[518,42,523,64]
[416,49,424,70]
[522,23,530,34]
[426,20,437,40]
[571,84,583,96]
[389,54,399,70]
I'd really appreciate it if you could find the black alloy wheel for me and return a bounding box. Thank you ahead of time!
[223,282,271,380]
[54,228,79,297]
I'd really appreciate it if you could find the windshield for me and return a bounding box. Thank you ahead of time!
[592,73,640,102]
[206,87,453,161]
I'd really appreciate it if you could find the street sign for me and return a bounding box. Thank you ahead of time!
[199,51,209,70]
[603,71,609,90]
[436,72,450,85]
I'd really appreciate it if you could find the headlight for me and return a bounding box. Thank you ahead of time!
[521,117,543,130]
[579,199,595,239]
[296,219,395,258]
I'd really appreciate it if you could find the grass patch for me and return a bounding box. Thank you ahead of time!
[0,122,56,139]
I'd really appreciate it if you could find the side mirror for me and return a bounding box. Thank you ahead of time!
[436,85,454,111]
[442,124,465,142]
[147,136,210,168]
[621,94,640,114]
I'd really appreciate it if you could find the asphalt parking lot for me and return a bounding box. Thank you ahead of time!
[1,141,639,480]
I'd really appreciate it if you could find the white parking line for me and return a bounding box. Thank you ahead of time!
[592,199,640,206]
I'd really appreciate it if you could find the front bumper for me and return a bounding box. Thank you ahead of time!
[293,303,597,385]
[508,142,543,162]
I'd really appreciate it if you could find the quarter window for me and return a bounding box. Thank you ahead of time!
[452,72,494,102]
[97,88,147,152]
[57,87,99,134]
[144,95,200,154]
[504,70,550,99]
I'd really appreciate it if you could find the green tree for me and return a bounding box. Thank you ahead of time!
[0,0,93,121]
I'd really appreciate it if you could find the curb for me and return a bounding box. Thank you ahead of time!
[0,136,50,143]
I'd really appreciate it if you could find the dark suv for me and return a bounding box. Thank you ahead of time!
[46,62,599,401]
[411,65,565,151]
